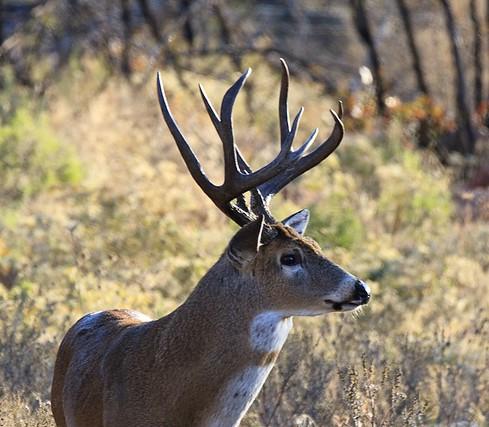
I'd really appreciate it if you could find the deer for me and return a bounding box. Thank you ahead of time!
[51,59,371,427]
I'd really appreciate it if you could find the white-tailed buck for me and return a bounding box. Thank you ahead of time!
[51,59,370,427]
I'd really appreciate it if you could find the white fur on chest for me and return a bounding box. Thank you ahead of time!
[206,312,292,427]
[206,365,273,427]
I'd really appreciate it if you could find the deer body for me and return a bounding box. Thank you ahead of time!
[52,60,370,426]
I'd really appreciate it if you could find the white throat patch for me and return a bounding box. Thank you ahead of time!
[250,311,293,353]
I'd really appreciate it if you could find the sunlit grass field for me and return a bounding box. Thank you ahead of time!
[0,59,488,426]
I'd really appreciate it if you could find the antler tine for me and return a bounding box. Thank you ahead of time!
[199,69,297,195]
[200,80,252,176]
[248,106,304,218]
[215,70,297,195]
[295,128,319,158]
[337,99,344,119]
[258,103,344,200]
[199,83,221,132]
[279,58,291,145]
[157,73,218,198]
[219,69,251,184]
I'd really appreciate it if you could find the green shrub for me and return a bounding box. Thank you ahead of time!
[309,194,365,250]
[376,148,453,235]
[0,107,83,202]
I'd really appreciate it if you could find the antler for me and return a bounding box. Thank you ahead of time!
[157,59,344,227]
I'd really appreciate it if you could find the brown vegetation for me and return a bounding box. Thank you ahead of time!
[1,0,489,425]
[0,59,488,425]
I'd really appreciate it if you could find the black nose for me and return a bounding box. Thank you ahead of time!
[353,279,371,304]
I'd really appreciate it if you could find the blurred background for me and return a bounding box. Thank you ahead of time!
[0,0,488,425]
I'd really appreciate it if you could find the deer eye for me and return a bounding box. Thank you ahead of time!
[280,253,300,266]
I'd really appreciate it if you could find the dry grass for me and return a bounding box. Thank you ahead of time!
[0,60,488,426]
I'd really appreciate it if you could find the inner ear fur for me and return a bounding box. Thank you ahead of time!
[227,216,264,268]
[281,209,310,236]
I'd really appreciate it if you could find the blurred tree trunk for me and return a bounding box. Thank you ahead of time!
[469,0,483,114]
[138,0,162,42]
[395,0,435,151]
[0,0,3,90]
[120,0,132,77]
[485,0,489,127]
[395,0,430,97]
[440,0,477,155]
[0,0,4,47]
[180,0,195,48]
[214,2,242,69]
[349,0,386,115]
[213,2,256,114]
[137,0,182,76]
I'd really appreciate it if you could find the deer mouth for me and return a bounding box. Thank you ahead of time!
[324,299,365,311]
[324,280,371,311]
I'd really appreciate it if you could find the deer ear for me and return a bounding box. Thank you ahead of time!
[227,216,265,267]
[282,209,310,235]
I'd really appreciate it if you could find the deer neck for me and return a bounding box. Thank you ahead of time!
[156,258,293,426]
[177,257,293,354]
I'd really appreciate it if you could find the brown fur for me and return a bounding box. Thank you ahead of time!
[51,222,365,427]
[270,223,323,254]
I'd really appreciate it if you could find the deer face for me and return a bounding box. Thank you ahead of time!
[227,210,370,316]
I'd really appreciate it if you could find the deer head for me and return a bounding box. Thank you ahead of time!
[157,59,370,317]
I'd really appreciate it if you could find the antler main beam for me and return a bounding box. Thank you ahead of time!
[157,59,344,226]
